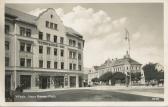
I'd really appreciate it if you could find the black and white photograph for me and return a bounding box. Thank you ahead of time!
[1,0,168,106]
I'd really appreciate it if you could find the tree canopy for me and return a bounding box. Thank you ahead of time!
[91,77,99,82]
[99,71,113,82]
[142,63,164,81]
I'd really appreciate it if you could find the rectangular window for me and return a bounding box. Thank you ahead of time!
[20,58,25,67]
[73,52,76,59]
[54,48,57,56]
[5,57,9,66]
[69,51,72,59]
[47,47,50,55]
[5,41,9,50]
[39,60,43,68]
[26,29,31,37]
[47,61,51,68]
[54,62,57,69]
[60,37,64,44]
[78,65,81,71]
[39,46,43,54]
[73,40,76,47]
[54,24,57,30]
[78,53,81,60]
[50,23,53,29]
[46,33,50,41]
[60,49,64,57]
[61,62,64,69]
[69,39,72,46]
[46,21,49,28]
[26,44,31,52]
[54,35,57,43]
[20,42,25,51]
[5,25,10,34]
[78,42,81,49]
[20,27,25,36]
[39,32,43,40]
[73,64,76,70]
[69,63,72,70]
[27,59,31,67]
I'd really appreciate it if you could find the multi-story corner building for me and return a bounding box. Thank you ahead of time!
[88,53,145,85]
[5,7,84,91]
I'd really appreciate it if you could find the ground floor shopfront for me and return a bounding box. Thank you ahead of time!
[5,70,84,91]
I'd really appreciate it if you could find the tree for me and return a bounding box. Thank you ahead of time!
[142,63,164,82]
[112,72,126,84]
[99,72,113,82]
[91,77,99,82]
[131,72,141,82]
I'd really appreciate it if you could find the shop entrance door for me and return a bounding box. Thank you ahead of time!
[20,75,31,89]
[5,75,11,98]
[39,76,50,89]
[54,76,64,88]
[70,76,76,87]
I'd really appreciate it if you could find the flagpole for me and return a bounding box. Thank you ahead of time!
[125,28,131,86]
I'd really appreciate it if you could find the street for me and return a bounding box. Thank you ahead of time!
[12,87,164,102]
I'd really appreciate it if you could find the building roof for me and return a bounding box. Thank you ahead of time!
[98,57,141,69]
[65,27,83,38]
[5,7,83,38]
[5,7,37,24]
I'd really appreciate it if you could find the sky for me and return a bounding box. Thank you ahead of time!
[6,3,164,68]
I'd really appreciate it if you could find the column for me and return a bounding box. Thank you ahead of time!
[64,74,69,88]
[76,75,79,88]
[50,76,55,89]
[31,73,39,90]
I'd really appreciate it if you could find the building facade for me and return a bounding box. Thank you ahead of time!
[88,53,145,85]
[5,7,84,91]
